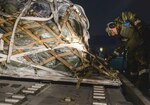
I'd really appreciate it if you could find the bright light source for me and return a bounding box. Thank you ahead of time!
[99,47,103,52]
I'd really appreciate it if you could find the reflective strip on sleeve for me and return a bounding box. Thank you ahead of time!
[113,51,119,56]
[139,69,149,76]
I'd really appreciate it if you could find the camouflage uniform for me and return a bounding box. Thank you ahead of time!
[106,11,150,92]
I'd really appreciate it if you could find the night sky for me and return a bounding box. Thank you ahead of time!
[72,0,150,54]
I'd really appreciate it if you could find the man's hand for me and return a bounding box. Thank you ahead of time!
[105,55,113,62]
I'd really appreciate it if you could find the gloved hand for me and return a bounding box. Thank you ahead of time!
[105,55,113,62]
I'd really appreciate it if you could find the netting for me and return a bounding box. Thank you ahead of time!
[0,0,120,85]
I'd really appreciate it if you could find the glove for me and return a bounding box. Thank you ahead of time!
[106,56,113,62]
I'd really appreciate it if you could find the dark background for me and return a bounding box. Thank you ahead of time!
[72,0,150,54]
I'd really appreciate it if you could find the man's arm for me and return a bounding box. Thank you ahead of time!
[107,43,125,62]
